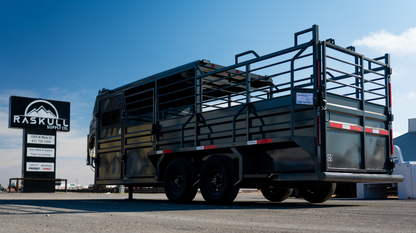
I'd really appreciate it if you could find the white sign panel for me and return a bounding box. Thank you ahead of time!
[27,134,55,145]
[27,147,55,158]
[296,93,313,105]
[26,162,55,172]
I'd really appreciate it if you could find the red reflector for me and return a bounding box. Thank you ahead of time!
[257,139,273,144]
[211,64,215,68]
[380,130,389,135]
[204,145,216,150]
[365,128,388,135]
[236,70,239,74]
[163,149,172,154]
[350,126,362,131]
[330,123,361,132]
[258,76,261,79]
[330,123,343,128]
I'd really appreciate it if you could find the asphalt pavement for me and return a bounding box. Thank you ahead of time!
[0,191,415,232]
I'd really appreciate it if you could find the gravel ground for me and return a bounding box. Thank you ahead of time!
[0,191,415,232]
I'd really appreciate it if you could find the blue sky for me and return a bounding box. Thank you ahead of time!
[1,0,416,187]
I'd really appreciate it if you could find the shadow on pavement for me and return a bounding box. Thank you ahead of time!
[0,197,358,215]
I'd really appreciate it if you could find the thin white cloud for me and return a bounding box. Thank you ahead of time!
[406,92,416,100]
[353,27,416,55]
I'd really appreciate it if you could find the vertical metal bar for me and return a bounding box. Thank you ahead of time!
[181,113,197,148]
[290,59,295,139]
[153,81,158,151]
[385,54,391,109]
[311,25,321,173]
[121,92,126,178]
[128,186,133,200]
[385,53,393,160]
[360,56,366,170]
[230,148,244,180]
[322,41,328,172]
[196,69,203,113]
[245,63,251,140]
[290,41,315,139]
[195,66,202,146]
[232,103,248,142]
[65,179,67,193]
[355,56,360,99]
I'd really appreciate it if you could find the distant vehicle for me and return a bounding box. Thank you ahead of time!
[87,25,403,204]
[67,183,82,190]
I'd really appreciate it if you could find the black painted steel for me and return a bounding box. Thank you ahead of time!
[88,25,402,203]
[22,129,56,192]
[9,96,70,193]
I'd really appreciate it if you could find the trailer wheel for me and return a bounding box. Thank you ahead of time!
[199,156,240,205]
[300,183,336,203]
[163,158,198,204]
[261,188,293,202]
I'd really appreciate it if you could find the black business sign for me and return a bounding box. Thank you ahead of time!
[9,96,70,132]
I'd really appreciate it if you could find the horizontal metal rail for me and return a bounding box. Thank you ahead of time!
[126,97,153,107]
[194,42,311,81]
[249,53,313,74]
[127,104,153,113]
[364,89,386,97]
[125,88,153,98]
[326,55,362,68]
[326,79,362,90]
[157,85,194,98]
[366,96,386,102]
[326,66,362,79]
[158,94,195,105]
[157,76,195,90]
[362,78,386,87]
[362,68,385,77]
[126,112,153,120]
[325,42,387,67]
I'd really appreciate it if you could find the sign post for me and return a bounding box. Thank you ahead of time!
[9,96,70,192]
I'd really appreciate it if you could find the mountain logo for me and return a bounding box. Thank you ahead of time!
[24,100,59,119]
[10,97,70,131]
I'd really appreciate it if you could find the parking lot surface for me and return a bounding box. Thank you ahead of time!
[0,191,415,232]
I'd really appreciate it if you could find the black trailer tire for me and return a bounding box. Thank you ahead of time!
[199,156,240,205]
[261,188,293,202]
[163,158,198,204]
[300,183,337,203]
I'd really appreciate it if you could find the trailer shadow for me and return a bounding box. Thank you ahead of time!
[0,197,359,216]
